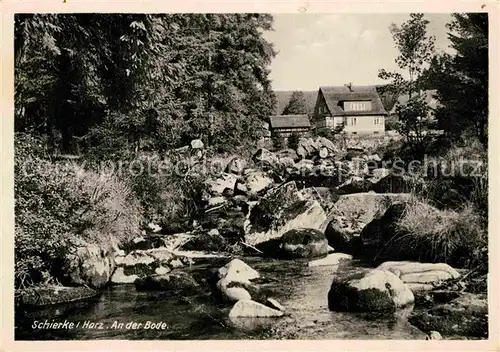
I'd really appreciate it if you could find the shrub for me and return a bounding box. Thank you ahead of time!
[15,133,142,288]
[393,197,486,269]
[272,134,285,150]
[287,132,300,150]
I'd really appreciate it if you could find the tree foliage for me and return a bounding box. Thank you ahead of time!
[378,13,436,157]
[15,14,277,155]
[424,13,488,145]
[282,91,308,115]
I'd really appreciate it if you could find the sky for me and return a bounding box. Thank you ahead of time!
[263,13,453,91]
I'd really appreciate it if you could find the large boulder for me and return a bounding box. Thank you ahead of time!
[217,258,260,284]
[317,137,338,153]
[216,278,252,302]
[134,271,200,293]
[229,299,284,318]
[297,137,319,157]
[376,261,461,292]
[110,267,139,284]
[409,293,487,338]
[245,199,327,246]
[308,253,353,267]
[207,173,239,196]
[239,171,274,197]
[275,148,300,162]
[61,242,115,289]
[252,148,279,170]
[328,269,414,313]
[279,228,329,259]
[279,156,296,169]
[226,157,247,175]
[323,193,411,253]
[248,181,303,230]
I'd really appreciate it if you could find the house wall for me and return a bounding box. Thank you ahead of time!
[313,91,330,120]
[315,116,343,129]
[343,115,385,135]
[271,127,310,138]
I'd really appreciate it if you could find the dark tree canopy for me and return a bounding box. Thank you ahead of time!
[15,14,277,155]
[282,91,308,115]
[424,13,488,145]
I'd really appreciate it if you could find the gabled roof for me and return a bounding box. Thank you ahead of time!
[274,91,318,115]
[319,85,387,116]
[390,89,439,114]
[269,115,311,129]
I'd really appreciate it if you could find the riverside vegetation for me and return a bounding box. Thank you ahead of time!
[14,13,488,340]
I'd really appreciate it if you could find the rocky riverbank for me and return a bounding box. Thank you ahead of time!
[16,137,488,340]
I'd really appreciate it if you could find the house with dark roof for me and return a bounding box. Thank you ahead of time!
[312,84,388,136]
[269,114,311,138]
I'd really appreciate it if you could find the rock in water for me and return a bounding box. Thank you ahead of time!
[216,278,252,302]
[155,266,170,275]
[191,139,204,149]
[279,228,329,259]
[426,331,442,340]
[308,253,353,267]
[376,261,461,292]
[328,269,414,313]
[229,299,284,318]
[218,258,260,284]
[62,241,115,289]
[266,298,285,312]
[134,272,199,293]
[110,267,139,284]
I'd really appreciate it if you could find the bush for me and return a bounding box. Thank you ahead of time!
[287,132,300,150]
[272,134,285,150]
[393,197,486,269]
[15,133,142,288]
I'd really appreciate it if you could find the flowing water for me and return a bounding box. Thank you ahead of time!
[15,257,426,340]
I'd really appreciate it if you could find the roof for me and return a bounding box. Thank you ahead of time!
[269,115,311,129]
[274,91,318,115]
[390,89,439,114]
[319,85,388,116]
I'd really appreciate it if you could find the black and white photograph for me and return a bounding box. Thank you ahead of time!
[7,8,492,343]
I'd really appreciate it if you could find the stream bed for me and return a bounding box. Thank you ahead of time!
[15,257,427,340]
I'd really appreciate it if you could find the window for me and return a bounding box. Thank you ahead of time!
[344,101,372,112]
[374,117,383,125]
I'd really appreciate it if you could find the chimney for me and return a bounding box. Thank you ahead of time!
[345,82,353,92]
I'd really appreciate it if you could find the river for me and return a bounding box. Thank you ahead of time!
[15,257,426,340]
